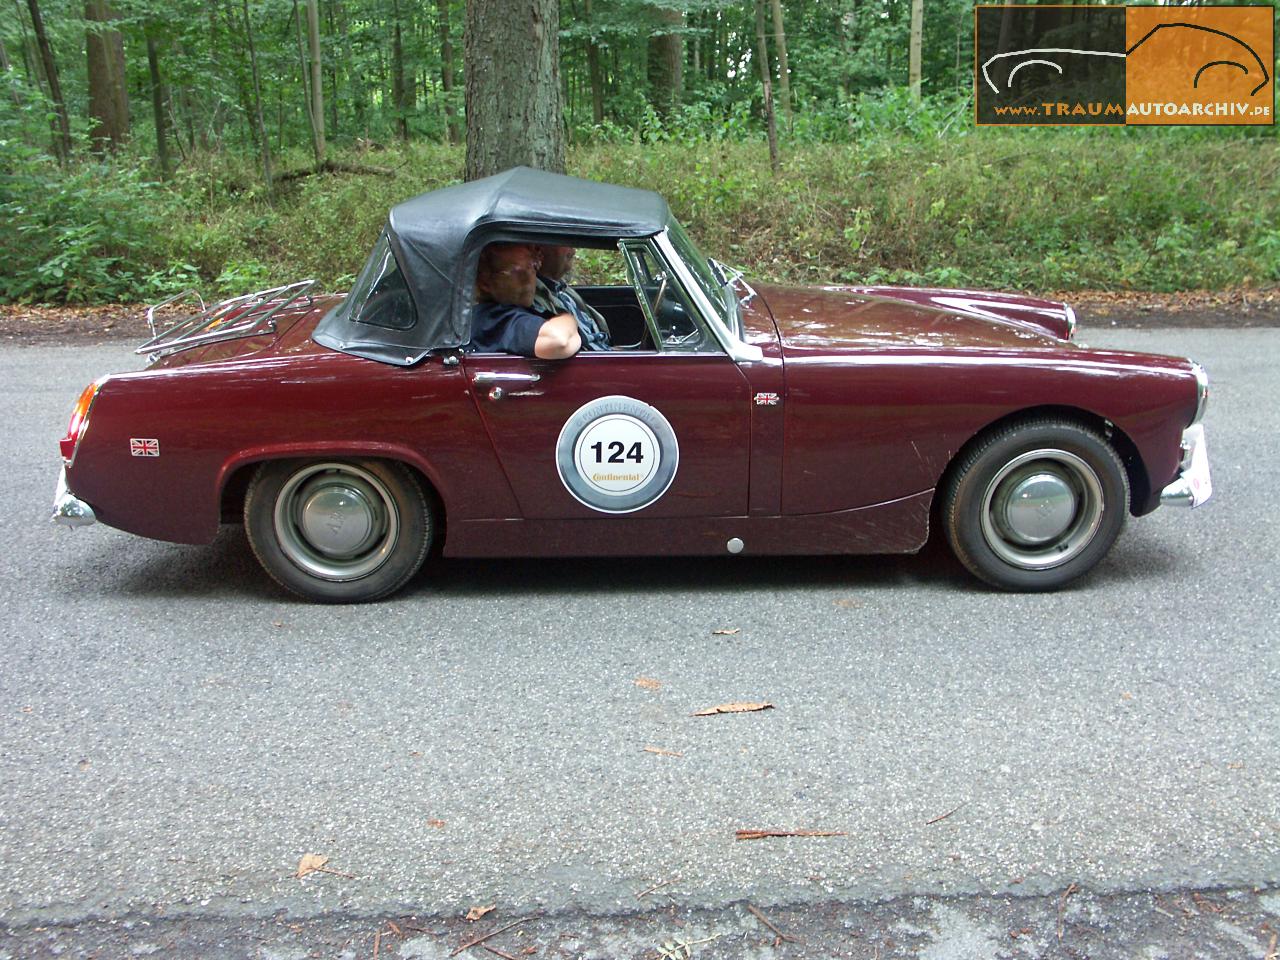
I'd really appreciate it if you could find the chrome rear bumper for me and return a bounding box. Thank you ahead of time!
[51,467,97,528]
[1160,424,1212,508]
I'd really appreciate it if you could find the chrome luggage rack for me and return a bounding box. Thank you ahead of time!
[137,279,316,360]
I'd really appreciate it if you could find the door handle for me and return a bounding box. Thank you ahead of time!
[472,372,541,385]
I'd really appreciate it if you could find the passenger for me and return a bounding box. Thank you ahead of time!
[469,243,580,358]
[533,245,611,351]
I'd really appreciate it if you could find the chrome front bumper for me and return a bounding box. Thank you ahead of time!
[1160,424,1212,508]
[51,467,97,528]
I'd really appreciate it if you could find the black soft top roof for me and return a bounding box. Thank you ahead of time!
[313,166,671,365]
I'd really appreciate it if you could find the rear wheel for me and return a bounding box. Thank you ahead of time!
[942,419,1129,591]
[245,459,432,603]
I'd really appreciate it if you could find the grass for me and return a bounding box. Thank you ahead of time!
[3,128,1278,304]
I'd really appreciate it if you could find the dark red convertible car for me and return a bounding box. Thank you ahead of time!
[52,167,1211,602]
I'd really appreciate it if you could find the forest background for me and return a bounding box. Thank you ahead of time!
[2,0,1278,306]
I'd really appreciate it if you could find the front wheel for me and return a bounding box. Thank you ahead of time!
[245,459,432,603]
[942,419,1129,591]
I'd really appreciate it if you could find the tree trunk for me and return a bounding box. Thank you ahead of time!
[646,4,682,118]
[25,0,71,161]
[754,0,778,176]
[85,0,128,155]
[305,0,326,162]
[145,30,170,178]
[584,0,603,125]
[391,0,407,139]
[437,0,459,142]
[327,0,338,135]
[464,0,564,180]
[908,0,923,100]
[770,0,791,129]
[241,0,272,190]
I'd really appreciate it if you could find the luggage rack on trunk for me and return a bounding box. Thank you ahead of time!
[137,279,316,360]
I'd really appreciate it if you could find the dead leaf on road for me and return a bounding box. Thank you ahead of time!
[692,702,773,716]
[643,746,684,758]
[735,829,846,840]
[833,598,863,609]
[465,904,495,922]
[295,854,329,879]
[635,677,662,691]
[295,853,355,880]
[711,628,740,636]
[426,819,446,828]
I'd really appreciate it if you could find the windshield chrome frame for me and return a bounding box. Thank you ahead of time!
[653,228,762,363]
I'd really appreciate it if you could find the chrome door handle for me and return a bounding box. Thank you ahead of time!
[472,372,541,385]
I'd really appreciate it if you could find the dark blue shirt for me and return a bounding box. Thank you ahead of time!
[467,301,550,356]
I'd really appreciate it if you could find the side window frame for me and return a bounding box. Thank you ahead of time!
[619,238,720,356]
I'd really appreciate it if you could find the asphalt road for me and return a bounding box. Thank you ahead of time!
[1,329,1277,956]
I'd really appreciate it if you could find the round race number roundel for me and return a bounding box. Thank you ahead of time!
[556,396,680,514]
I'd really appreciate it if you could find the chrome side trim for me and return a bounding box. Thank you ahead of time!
[51,467,97,528]
[653,231,763,364]
[1188,360,1209,425]
[1159,423,1212,508]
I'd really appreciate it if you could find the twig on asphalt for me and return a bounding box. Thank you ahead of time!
[1057,882,1079,941]
[373,930,381,959]
[635,876,681,899]
[1264,931,1277,960]
[735,829,846,840]
[926,802,969,825]
[747,904,798,944]
[449,918,533,957]
[482,945,519,960]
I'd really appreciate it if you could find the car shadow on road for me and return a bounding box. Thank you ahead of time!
[65,521,1182,602]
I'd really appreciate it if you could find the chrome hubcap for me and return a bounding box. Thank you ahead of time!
[981,449,1104,570]
[274,464,399,581]
[1001,472,1076,545]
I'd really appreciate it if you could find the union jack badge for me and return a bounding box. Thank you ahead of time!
[130,438,160,457]
[753,392,781,406]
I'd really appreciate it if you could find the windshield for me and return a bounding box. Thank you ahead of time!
[666,219,744,338]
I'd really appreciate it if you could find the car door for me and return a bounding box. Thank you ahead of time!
[461,242,752,520]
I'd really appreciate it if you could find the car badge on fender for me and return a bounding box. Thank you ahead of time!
[555,396,679,514]
[754,392,780,406]
[129,438,160,457]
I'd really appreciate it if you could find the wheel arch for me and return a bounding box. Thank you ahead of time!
[938,404,1150,517]
[218,446,448,548]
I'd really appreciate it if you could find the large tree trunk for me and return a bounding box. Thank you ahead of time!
[646,3,682,118]
[145,28,170,178]
[754,0,778,176]
[436,0,458,142]
[464,0,564,180]
[25,0,71,162]
[908,0,923,100]
[584,0,603,125]
[85,0,128,155]
[306,0,326,162]
[770,0,791,129]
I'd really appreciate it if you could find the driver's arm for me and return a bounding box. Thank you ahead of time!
[534,312,581,359]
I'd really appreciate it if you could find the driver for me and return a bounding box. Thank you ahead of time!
[532,245,611,351]
[468,243,580,359]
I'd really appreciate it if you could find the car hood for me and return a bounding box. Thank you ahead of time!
[754,284,1074,352]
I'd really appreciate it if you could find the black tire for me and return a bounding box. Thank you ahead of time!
[244,459,432,603]
[941,418,1129,591]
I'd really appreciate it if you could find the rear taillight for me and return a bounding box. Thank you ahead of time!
[60,379,104,463]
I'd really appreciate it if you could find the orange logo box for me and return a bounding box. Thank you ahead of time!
[1126,6,1274,125]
